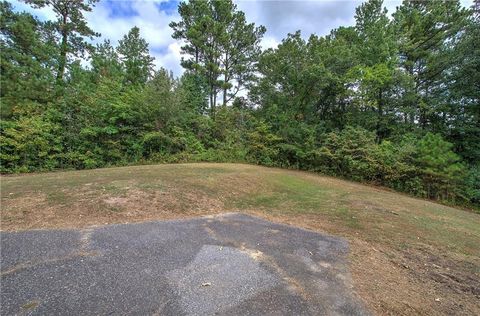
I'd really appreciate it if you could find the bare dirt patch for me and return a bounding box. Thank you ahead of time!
[1,184,224,231]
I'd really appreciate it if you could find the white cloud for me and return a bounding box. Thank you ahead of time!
[84,0,183,75]
[153,41,183,75]
[260,36,280,50]
[236,0,360,40]
[236,0,473,41]
[10,0,184,76]
[10,0,475,77]
[10,0,57,21]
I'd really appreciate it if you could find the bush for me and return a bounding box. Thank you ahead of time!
[464,165,480,206]
[415,133,465,201]
[246,121,281,166]
[315,126,377,181]
[0,116,62,172]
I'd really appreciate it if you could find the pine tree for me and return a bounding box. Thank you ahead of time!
[393,0,469,129]
[117,26,155,86]
[352,0,398,140]
[170,0,264,114]
[0,1,57,116]
[24,0,99,85]
[91,40,123,81]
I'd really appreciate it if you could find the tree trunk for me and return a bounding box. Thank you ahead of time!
[56,11,68,85]
[210,83,216,118]
[213,89,217,113]
[223,73,227,107]
[223,54,228,107]
[194,47,199,75]
[209,88,214,117]
[376,89,383,142]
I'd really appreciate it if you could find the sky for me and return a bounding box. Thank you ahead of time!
[10,0,474,77]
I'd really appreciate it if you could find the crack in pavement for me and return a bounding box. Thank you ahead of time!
[1,228,99,277]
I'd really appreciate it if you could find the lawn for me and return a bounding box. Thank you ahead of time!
[1,163,479,315]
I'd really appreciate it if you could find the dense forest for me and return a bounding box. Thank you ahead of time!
[1,0,479,207]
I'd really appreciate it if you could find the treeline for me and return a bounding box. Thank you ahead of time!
[0,0,479,207]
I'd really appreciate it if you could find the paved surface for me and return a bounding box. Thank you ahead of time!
[1,213,368,315]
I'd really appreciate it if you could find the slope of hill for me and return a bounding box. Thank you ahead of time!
[1,163,479,315]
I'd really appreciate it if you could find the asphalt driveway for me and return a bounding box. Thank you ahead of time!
[1,213,368,315]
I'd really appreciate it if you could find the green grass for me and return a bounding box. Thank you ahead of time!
[1,163,479,258]
[231,174,333,212]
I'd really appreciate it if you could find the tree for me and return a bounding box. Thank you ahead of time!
[252,32,311,121]
[355,0,395,67]
[252,29,357,129]
[24,0,99,85]
[0,116,62,172]
[142,68,177,129]
[216,1,265,106]
[0,1,57,116]
[351,0,398,141]
[169,0,209,70]
[91,40,123,81]
[246,120,281,166]
[308,27,360,129]
[178,72,209,115]
[170,0,265,114]
[117,26,155,86]
[447,0,480,163]
[170,0,217,112]
[393,0,469,129]
[415,133,465,200]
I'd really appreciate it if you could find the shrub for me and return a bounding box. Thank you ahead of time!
[415,133,465,201]
[0,116,62,172]
[246,121,281,166]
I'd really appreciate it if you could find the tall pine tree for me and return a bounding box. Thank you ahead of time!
[170,0,265,114]
[117,26,155,86]
[24,0,99,85]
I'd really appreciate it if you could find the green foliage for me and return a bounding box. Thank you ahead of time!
[246,121,281,166]
[464,165,480,205]
[178,73,209,115]
[314,127,378,181]
[142,127,205,158]
[1,0,478,208]
[0,1,56,117]
[0,115,61,172]
[24,0,99,84]
[117,26,155,86]
[91,40,123,80]
[415,133,465,200]
[171,0,265,112]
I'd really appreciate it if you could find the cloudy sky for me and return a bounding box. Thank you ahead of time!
[11,0,474,76]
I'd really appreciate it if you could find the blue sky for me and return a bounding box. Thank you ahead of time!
[10,0,474,77]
